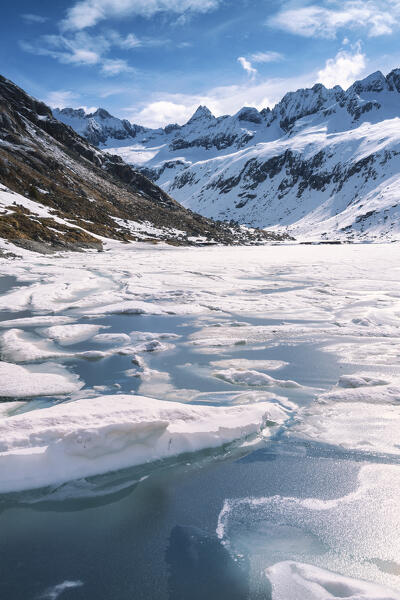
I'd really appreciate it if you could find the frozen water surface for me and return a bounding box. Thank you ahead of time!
[1,243,400,599]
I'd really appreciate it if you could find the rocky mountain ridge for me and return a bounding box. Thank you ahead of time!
[0,75,283,252]
[55,68,400,241]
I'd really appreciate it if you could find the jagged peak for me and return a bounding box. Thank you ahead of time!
[91,108,113,120]
[347,71,388,94]
[386,68,400,93]
[235,106,262,124]
[186,105,215,124]
[54,107,87,118]
[164,122,181,134]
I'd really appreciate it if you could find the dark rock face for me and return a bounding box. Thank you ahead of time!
[236,107,263,124]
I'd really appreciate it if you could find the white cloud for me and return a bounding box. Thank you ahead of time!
[20,29,145,75]
[45,89,98,113]
[106,30,142,48]
[127,100,193,126]
[101,58,134,75]
[268,1,397,39]
[122,44,373,128]
[22,32,107,65]
[238,56,257,78]
[123,72,318,126]
[45,90,79,108]
[119,33,141,48]
[317,44,366,88]
[21,14,48,24]
[250,51,284,64]
[62,0,220,31]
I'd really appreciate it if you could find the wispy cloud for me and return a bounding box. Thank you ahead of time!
[21,14,48,24]
[45,90,80,107]
[250,51,284,64]
[21,33,102,65]
[317,42,366,88]
[268,1,397,39]
[101,58,134,76]
[236,50,283,80]
[238,56,257,78]
[62,0,221,31]
[20,29,145,74]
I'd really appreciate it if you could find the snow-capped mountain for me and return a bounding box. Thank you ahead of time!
[55,69,400,241]
[0,75,281,252]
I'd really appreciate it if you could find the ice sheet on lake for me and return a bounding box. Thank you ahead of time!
[0,394,275,493]
[266,561,400,600]
[287,375,400,455]
[217,464,400,593]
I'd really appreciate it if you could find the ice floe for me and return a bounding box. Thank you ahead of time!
[0,329,68,362]
[0,361,83,398]
[0,316,76,328]
[0,395,274,493]
[214,368,301,389]
[286,374,400,454]
[39,324,104,346]
[210,359,288,371]
[92,333,131,345]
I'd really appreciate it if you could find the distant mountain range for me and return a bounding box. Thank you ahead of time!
[55,69,400,241]
[0,75,279,253]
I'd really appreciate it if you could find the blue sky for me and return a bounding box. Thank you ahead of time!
[2,0,400,127]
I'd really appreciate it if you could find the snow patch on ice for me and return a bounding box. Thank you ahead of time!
[214,368,301,389]
[39,324,105,346]
[0,361,83,398]
[92,333,131,345]
[210,358,288,371]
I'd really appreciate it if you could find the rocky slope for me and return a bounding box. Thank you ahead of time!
[0,76,282,252]
[56,69,400,241]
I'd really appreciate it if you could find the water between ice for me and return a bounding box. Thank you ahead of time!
[0,275,400,599]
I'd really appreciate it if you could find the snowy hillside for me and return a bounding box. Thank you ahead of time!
[0,75,283,251]
[55,69,400,241]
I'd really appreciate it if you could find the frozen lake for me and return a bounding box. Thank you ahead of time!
[0,242,400,599]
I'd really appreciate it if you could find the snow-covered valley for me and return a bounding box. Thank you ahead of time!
[1,241,400,599]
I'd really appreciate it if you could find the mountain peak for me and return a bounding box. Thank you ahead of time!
[186,105,215,124]
[92,108,112,119]
[235,107,263,124]
[54,107,87,119]
[386,68,400,93]
[348,71,388,94]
